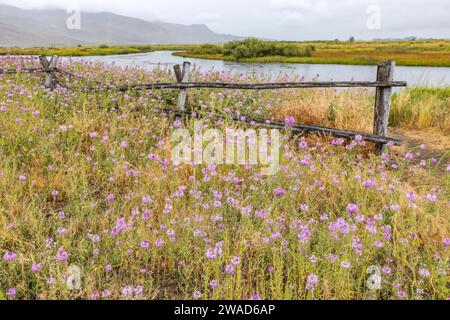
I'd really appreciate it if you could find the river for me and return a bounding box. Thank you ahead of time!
[71,51,450,88]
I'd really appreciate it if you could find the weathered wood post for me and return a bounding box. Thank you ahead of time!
[174,62,191,125]
[173,64,183,83]
[373,60,395,154]
[39,55,59,90]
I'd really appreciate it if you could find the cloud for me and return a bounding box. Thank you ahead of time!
[0,0,449,40]
[267,0,450,39]
[269,0,329,14]
[268,0,333,28]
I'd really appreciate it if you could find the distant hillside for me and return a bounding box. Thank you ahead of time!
[0,4,241,47]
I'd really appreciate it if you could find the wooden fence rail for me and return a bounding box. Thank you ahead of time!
[116,80,406,91]
[1,55,407,153]
[0,67,46,74]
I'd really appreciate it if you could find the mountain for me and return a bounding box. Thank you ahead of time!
[0,4,241,47]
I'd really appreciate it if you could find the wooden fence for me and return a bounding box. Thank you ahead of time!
[1,55,407,153]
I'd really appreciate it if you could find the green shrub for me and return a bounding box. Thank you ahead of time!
[221,38,314,60]
[192,44,223,55]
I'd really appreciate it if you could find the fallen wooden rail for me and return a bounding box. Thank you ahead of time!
[2,55,406,153]
[163,108,401,146]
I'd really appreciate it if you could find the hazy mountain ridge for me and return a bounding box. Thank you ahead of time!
[0,4,241,47]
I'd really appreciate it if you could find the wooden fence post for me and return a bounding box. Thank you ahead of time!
[373,60,395,154]
[173,64,183,83]
[174,61,191,125]
[39,54,59,90]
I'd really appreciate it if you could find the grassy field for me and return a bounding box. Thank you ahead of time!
[0,44,195,57]
[174,39,450,67]
[0,56,449,300]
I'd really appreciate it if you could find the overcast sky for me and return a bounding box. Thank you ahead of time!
[1,0,449,40]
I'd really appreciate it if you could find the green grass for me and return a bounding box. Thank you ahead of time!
[0,44,196,57]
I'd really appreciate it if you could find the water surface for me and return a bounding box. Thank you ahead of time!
[71,51,450,88]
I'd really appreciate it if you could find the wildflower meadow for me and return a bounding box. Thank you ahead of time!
[0,55,449,300]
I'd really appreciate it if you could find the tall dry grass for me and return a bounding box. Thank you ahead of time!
[271,87,450,135]
[391,88,450,134]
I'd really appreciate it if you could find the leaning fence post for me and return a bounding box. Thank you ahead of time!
[373,60,395,155]
[174,62,191,125]
[39,54,59,90]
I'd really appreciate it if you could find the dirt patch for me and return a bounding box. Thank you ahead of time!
[390,127,450,164]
